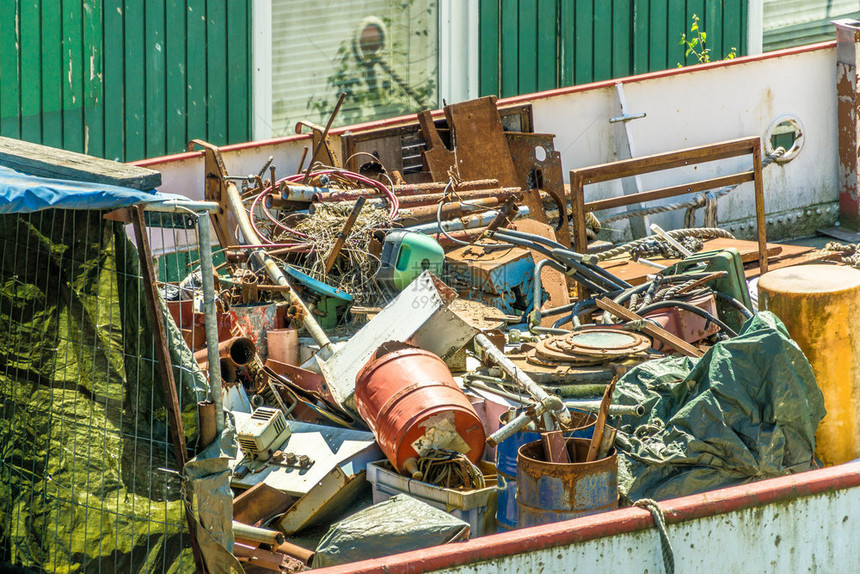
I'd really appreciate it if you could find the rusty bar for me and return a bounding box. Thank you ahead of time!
[130,205,207,572]
[312,187,520,211]
[324,196,366,273]
[302,92,346,184]
[233,482,294,526]
[395,197,503,225]
[586,378,616,463]
[837,19,860,228]
[595,297,703,358]
[311,179,500,202]
[274,541,315,565]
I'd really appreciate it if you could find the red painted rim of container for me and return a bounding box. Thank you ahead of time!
[312,461,860,573]
[132,42,835,170]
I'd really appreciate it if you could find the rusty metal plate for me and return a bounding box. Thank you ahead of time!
[530,328,652,366]
[444,96,520,187]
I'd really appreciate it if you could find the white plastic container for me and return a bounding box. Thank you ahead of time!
[366,460,498,536]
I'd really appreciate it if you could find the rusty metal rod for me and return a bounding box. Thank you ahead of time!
[396,198,503,225]
[224,180,334,358]
[302,92,346,184]
[474,333,571,427]
[324,196,366,273]
[311,179,500,203]
[311,187,520,212]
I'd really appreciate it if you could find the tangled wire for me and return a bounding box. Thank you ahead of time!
[415,449,486,490]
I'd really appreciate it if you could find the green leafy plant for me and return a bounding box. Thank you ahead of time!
[678,14,736,66]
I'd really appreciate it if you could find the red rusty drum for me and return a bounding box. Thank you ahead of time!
[355,344,486,472]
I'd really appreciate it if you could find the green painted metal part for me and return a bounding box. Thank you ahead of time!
[0,1,252,162]
[479,0,748,98]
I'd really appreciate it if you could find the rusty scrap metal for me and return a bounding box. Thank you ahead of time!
[323,196,366,273]
[301,91,347,184]
[595,297,703,358]
[586,377,616,463]
[311,178,501,203]
[396,197,503,225]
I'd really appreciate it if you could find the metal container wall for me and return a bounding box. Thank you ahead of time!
[229,303,278,360]
[355,347,486,472]
[758,264,860,465]
[495,411,596,531]
[516,438,618,528]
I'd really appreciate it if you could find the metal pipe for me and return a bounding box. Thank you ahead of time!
[532,258,568,326]
[564,400,646,417]
[312,179,501,202]
[279,183,329,203]
[193,336,257,367]
[145,199,221,213]
[396,197,503,224]
[224,181,333,358]
[195,210,225,433]
[473,333,571,427]
[232,521,285,546]
[650,222,693,257]
[406,205,531,234]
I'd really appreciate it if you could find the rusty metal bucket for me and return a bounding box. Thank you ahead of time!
[496,410,596,531]
[355,343,486,473]
[516,437,617,527]
[229,303,277,360]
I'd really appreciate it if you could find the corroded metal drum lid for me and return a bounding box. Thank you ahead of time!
[531,328,651,365]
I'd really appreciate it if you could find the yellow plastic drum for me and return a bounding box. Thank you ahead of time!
[758,264,860,465]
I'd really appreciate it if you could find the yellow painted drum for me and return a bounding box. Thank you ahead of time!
[758,264,860,465]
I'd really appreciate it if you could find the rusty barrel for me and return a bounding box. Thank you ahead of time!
[516,437,618,527]
[495,410,596,531]
[355,346,486,472]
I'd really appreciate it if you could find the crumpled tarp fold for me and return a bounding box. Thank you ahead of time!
[613,311,826,502]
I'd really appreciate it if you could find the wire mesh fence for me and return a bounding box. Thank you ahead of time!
[0,207,211,573]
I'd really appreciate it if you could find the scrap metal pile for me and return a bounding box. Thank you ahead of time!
[170,97,827,571]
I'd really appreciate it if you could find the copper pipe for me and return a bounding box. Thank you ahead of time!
[275,541,315,565]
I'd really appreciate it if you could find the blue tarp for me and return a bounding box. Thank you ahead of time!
[0,165,185,213]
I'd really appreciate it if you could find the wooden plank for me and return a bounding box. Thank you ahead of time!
[574,0,594,85]
[206,0,228,144]
[593,0,612,81]
[536,0,557,92]
[517,0,538,95]
[145,0,166,158]
[226,0,250,144]
[103,0,124,161]
[61,0,84,152]
[478,0,500,97]
[585,171,754,212]
[612,0,632,78]
[596,297,703,358]
[20,0,42,143]
[124,0,145,161]
[166,0,187,155]
[542,431,571,464]
[0,136,162,189]
[41,0,63,149]
[745,251,843,279]
[83,0,104,157]
[632,0,650,75]
[723,0,743,57]
[559,0,575,86]
[0,0,21,139]
[705,0,724,61]
[186,0,207,141]
[667,0,686,67]
[648,0,668,71]
[500,0,519,97]
[573,137,759,184]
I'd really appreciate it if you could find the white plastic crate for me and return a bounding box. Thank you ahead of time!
[366,460,498,536]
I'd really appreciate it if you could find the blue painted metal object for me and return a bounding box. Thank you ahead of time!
[496,410,595,531]
[444,245,537,316]
[516,438,618,528]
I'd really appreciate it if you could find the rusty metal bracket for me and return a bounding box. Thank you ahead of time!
[187,139,237,249]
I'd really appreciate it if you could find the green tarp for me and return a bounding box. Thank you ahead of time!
[613,311,826,503]
[0,210,210,573]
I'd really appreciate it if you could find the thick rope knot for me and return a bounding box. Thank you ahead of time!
[633,498,675,574]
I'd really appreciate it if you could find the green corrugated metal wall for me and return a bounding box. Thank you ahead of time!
[479,0,747,98]
[0,0,252,162]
